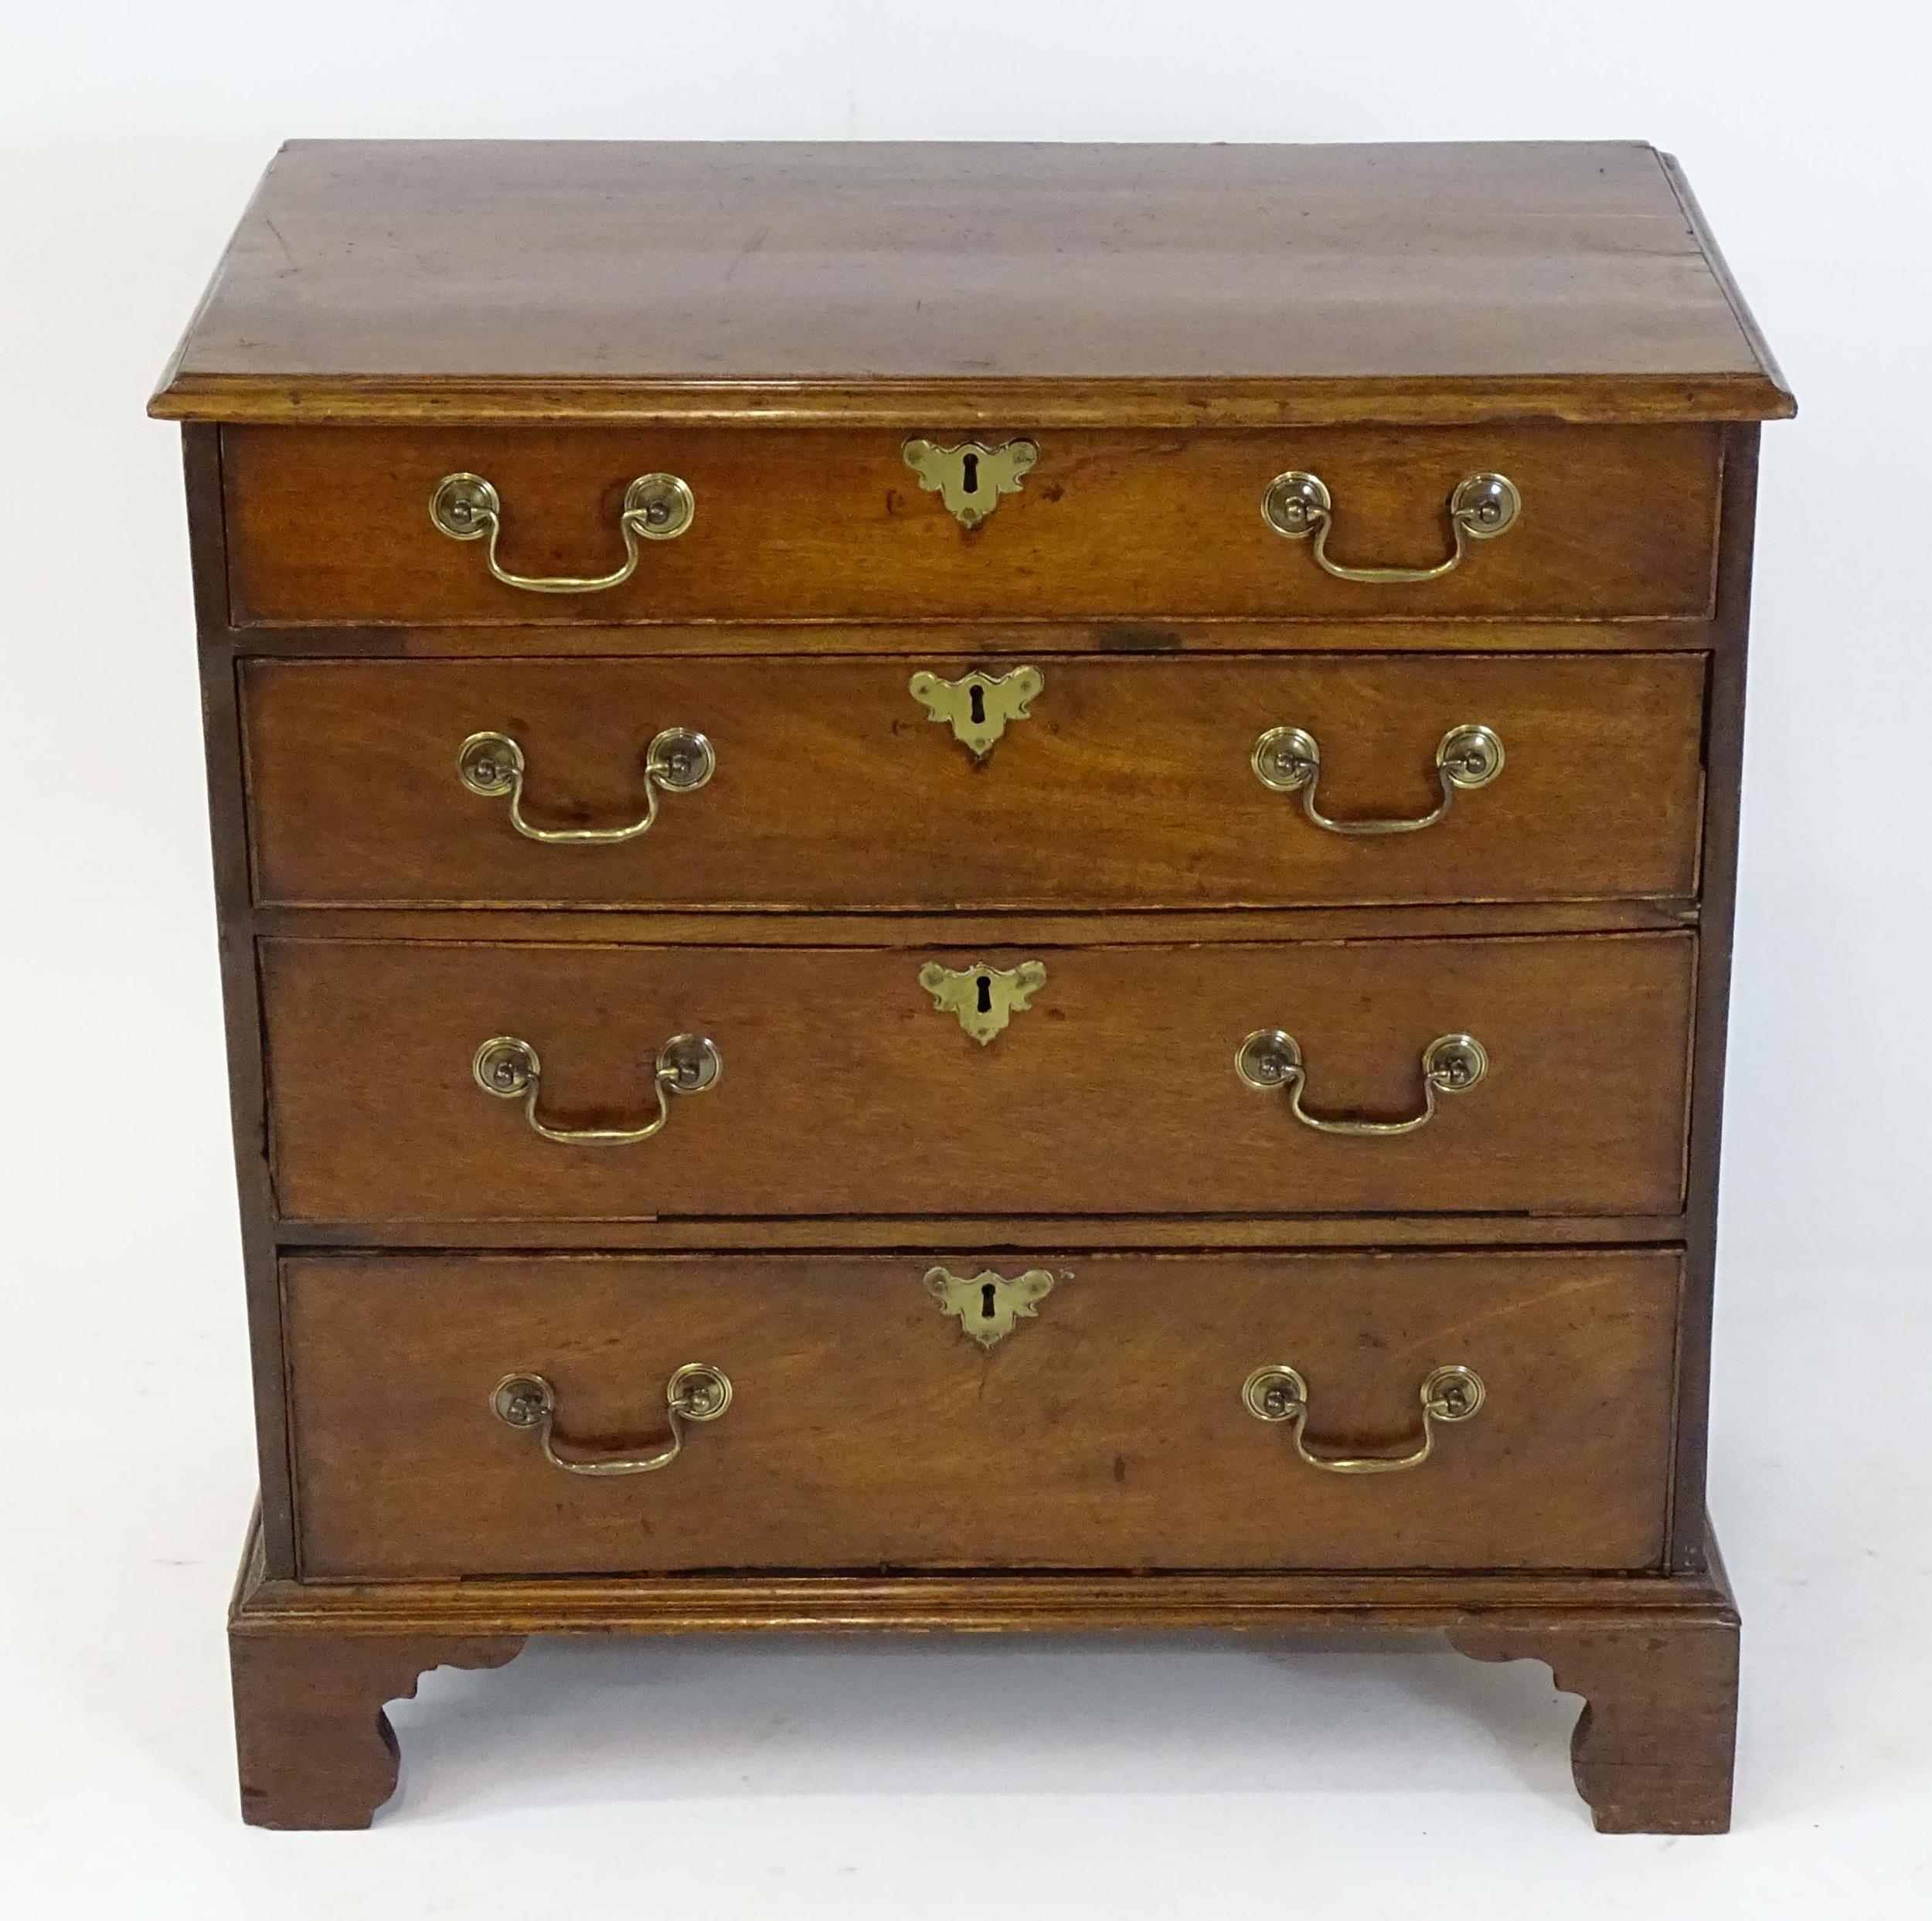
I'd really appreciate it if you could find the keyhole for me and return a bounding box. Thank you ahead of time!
[961,451,980,495]
[980,1282,999,1321]
[976,974,994,1015]
[968,684,987,726]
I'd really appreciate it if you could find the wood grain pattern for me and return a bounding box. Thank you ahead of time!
[235,1512,1736,1635]
[283,1249,1679,1577]
[260,932,1696,1223]
[227,1508,1740,1830]
[182,427,301,1577]
[253,902,1697,947]
[1669,423,1760,1571]
[271,1214,1687,1253]
[222,423,1723,625]
[230,1627,523,1828]
[150,141,1791,426]
[219,617,1723,660]
[1451,1609,1739,1833]
[243,652,1706,910]
[161,140,1785,1832]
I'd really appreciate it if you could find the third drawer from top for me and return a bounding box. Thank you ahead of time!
[261,930,1694,1224]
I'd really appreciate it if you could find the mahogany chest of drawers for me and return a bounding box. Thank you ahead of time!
[151,139,1791,1831]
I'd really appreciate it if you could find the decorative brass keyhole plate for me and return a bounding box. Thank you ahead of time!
[919,960,1047,1045]
[924,1266,1056,1349]
[908,666,1044,759]
[901,438,1039,527]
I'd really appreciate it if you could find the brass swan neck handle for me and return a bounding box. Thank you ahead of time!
[1262,470,1520,583]
[492,1364,733,1475]
[457,728,714,845]
[1252,723,1503,836]
[1242,1364,1485,1474]
[1236,1028,1488,1137]
[430,470,694,594]
[472,1033,721,1146]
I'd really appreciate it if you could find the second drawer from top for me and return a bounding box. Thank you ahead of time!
[243,652,1706,910]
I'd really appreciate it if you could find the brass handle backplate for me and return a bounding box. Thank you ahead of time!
[1236,1028,1488,1136]
[430,470,694,593]
[1241,1363,1485,1474]
[492,1363,732,1475]
[473,1032,721,1145]
[1252,722,1503,835]
[1262,470,1520,583]
[457,727,714,844]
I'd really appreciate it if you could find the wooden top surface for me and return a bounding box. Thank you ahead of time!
[151,140,1791,428]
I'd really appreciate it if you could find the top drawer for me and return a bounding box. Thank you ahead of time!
[220,424,1723,627]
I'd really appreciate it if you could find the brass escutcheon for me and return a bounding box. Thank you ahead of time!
[908,666,1044,759]
[923,1266,1056,1349]
[901,438,1039,528]
[919,960,1047,1045]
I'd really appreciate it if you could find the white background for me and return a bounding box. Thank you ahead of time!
[3,1,1927,1911]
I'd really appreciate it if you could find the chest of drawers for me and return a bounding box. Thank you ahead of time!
[151,138,1791,1831]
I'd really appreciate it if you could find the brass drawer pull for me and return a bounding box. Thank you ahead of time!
[1262,470,1520,583]
[1236,1028,1488,1136]
[430,470,694,593]
[1251,723,1503,835]
[472,1032,721,1145]
[1241,1364,1485,1474]
[457,727,714,844]
[492,1363,732,1475]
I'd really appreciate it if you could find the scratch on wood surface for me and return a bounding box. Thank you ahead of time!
[1390,1273,1634,1362]
[725,223,771,281]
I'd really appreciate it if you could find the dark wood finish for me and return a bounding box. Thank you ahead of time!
[1451,1606,1740,1833]
[183,427,299,1576]
[260,933,1695,1222]
[223,423,1723,626]
[230,1508,1737,1830]
[255,901,1697,945]
[151,141,1791,427]
[277,1215,1686,1253]
[216,616,1724,659]
[230,1626,524,1828]
[284,1249,1679,1577]
[245,652,1706,910]
[1668,423,1760,1572]
[237,1507,1740,1635]
[160,142,1784,1831]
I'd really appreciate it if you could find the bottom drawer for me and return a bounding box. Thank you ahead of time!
[284,1249,1680,1579]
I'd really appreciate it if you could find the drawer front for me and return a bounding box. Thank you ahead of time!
[244,653,1706,910]
[223,423,1721,624]
[284,1249,1680,1577]
[262,932,1693,1222]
